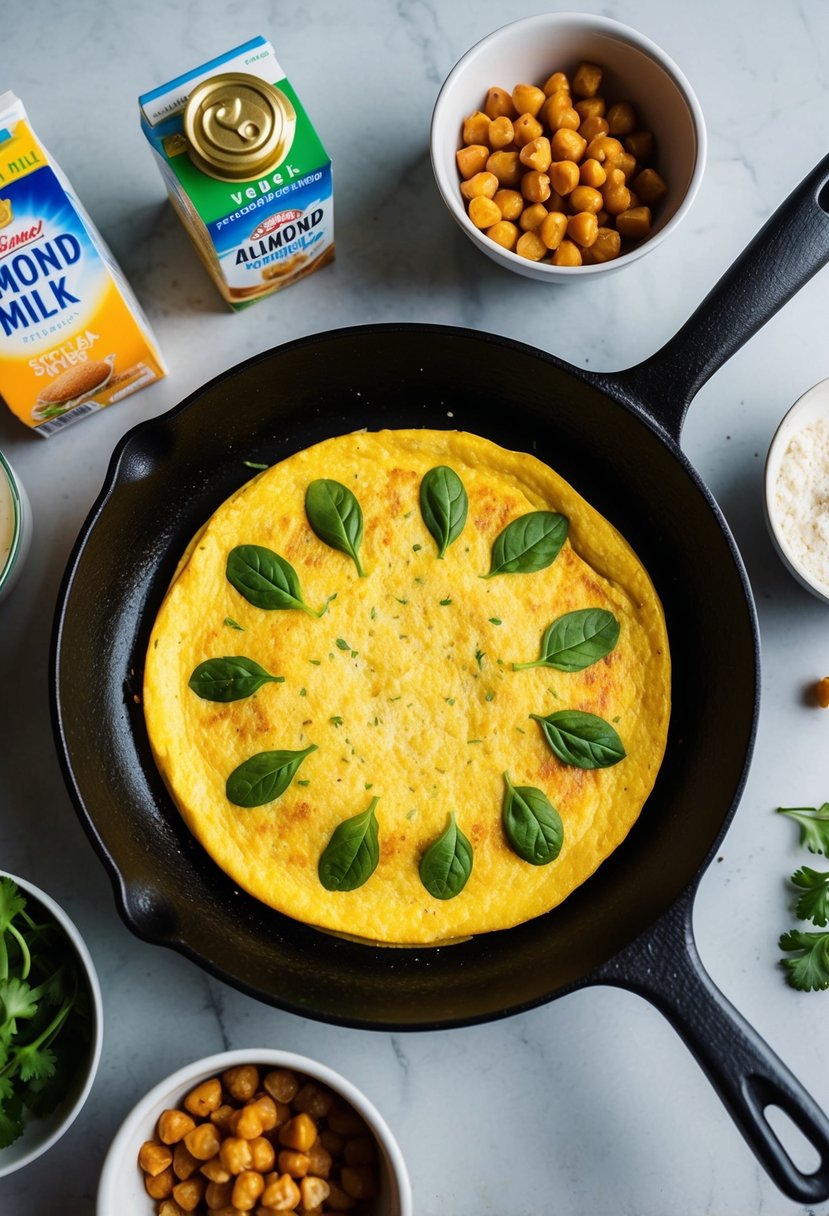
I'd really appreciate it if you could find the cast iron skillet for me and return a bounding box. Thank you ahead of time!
[53,157,829,1201]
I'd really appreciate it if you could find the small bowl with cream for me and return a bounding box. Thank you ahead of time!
[0,452,32,603]
[765,378,829,603]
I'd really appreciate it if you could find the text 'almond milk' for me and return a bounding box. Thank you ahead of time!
[140,37,334,309]
[0,92,167,437]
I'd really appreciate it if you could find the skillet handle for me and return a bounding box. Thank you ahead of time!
[592,885,829,1204]
[613,153,829,443]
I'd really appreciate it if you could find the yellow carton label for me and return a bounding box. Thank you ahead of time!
[0,91,167,436]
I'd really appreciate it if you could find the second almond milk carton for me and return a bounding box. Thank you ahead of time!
[139,37,333,310]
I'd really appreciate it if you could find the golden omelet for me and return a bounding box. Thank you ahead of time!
[143,430,670,944]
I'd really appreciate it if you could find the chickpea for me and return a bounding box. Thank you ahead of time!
[579,115,609,142]
[616,205,652,239]
[158,1202,186,1216]
[549,159,579,196]
[632,168,667,205]
[172,1176,206,1212]
[278,1113,318,1152]
[223,1066,260,1103]
[552,239,582,266]
[249,1136,276,1172]
[340,1166,378,1200]
[607,101,637,136]
[279,1085,318,1120]
[584,134,624,164]
[519,136,552,173]
[516,230,547,261]
[306,1142,333,1179]
[518,202,548,231]
[579,158,607,188]
[547,188,568,212]
[484,86,515,119]
[817,676,829,708]
[511,83,546,117]
[513,113,543,147]
[492,188,523,220]
[184,1078,223,1118]
[575,97,605,121]
[184,1121,222,1162]
[460,168,499,203]
[319,1129,345,1157]
[520,171,551,203]
[614,150,637,181]
[569,185,603,215]
[139,1140,173,1176]
[300,1176,331,1209]
[158,1109,196,1145]
[278,1148,311,1177]
[485,150,521,188]
[539,211,568,251]
[550,127,586,163]
[543,90,579,131]
[260,1173,301,1211]
[326,1105,367,1137]
[488,115,515,149]
[462,110,491,145]
[146,1167,175,1199]
[172,1142,200,1181]
[625,130,654,162]
[233,1170,266,1211]
[325,1180,357,1211]
[205,1178,234,1209]
[200,1155,232,1183]
[542,70,570,95]
[210,1105,236,1134]
[468,196,502,229]
[343,1136,375,1167]
[572,61,603,97]
[581,226,621,264]
[455,144,489,179]
[485,220,519,251]
[567,212,599,247]
[601,168,631,215]
[220,1136,254,1175]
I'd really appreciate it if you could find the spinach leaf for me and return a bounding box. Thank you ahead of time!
[513,608,620,672]
[502,772,564,865]
[305,479,366,577]
[188,656,284,702]
[318,797,380,891]
[484,511,568,577]
[226,545,330,616]
[530,710,626,769]
[419,466,468,558]
[419,812,473,900]
[226,744,317,807]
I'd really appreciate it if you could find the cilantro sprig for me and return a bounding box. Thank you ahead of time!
[777,803,829,854]
[0,878,92,1147]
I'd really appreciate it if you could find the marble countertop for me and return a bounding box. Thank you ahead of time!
[4,1,829,1212]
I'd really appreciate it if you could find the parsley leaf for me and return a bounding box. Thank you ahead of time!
[778,804,829,853]
[779,930,829,991]
[792,866,829,927]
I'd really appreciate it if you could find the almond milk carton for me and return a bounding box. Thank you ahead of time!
[0,92,167,436]
[139,36,334,309]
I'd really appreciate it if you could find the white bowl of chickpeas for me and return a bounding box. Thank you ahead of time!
[97,1049,412,1216]
[431,12,706,277]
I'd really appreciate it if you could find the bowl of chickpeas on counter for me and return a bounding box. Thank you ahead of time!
[97,1049,412,1216]
[431,12,706,278]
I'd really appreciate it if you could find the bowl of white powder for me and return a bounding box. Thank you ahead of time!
[766,379,829,603]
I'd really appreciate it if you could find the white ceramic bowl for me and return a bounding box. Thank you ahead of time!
[0,452,32,604]
[0,871,103,1178]
[431,12,706,280]
[98,1047,412,1216]
[765,377,829,603]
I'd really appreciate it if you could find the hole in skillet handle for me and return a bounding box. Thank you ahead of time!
[763,1102,822,1176]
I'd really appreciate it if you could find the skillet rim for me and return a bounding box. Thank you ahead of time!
[49,321,760,1030]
